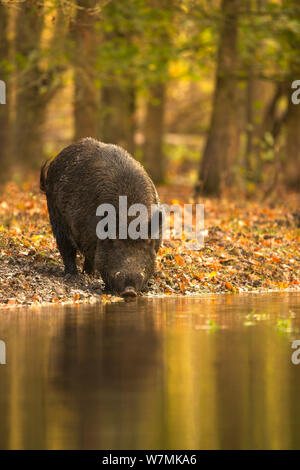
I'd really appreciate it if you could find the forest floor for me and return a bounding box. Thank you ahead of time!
[0,178,300,308]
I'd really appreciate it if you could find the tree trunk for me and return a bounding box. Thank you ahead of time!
[142,83,166,184]
[142,0,171,183]
[259,83,286,141]
[0,4,10,180]
[73,0,99,140]
[285,88,300,190]
[196,0,240,197]
[100,84,136,154]
[244,69,254,174]
[284,0,300,191]
[13,1,64,169]
[243,0,256,175]
[13,1,45,168]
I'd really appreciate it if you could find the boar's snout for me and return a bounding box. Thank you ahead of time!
[111,271,145,296]
[121,286,137,300]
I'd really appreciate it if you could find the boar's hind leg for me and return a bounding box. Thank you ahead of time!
[48,203,78,275]
[56,232,78,276]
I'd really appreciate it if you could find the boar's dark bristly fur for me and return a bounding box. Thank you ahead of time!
[40,138,161,296]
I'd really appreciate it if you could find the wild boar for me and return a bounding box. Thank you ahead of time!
[40,138,162,298]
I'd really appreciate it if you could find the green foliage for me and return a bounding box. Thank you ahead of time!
[94,0,219,87]
[96,0,177,87]
[239,0,300,80]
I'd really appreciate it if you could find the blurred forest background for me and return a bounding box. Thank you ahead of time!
[0,0,300,197]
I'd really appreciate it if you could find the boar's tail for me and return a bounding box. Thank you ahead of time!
[40,159,50,193]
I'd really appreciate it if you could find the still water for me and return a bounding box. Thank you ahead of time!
[0,293,300,450]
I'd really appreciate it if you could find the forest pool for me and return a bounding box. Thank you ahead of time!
[0,293,300,450]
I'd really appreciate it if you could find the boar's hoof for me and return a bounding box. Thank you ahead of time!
[121,286,137,301]
[64,272,79,281]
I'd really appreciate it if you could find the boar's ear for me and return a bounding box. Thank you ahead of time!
[148,205,164,247]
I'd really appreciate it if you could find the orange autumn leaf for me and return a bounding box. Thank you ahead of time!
[180,282,186,292]
[225,281,234,291]
[174,255,184,265]
[271,255,281,263]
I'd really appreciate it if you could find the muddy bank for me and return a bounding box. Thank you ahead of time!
[0,181,299,308]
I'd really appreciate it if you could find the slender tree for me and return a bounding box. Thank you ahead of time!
[0,3,10,180]
[195,0,241,197]
[73,0,100,140]
[13,2,45,168]
[283,0,300,190]
[99,1,137,154]
[142,83,166,183]
[101,83,136,154]
[284,86,300,190]
[13,1,66,169]
[142,0,173,184]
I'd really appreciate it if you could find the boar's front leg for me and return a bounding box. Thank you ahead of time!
[82,243,96,275]
[83,255,94,274]
[80,241,96,274]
